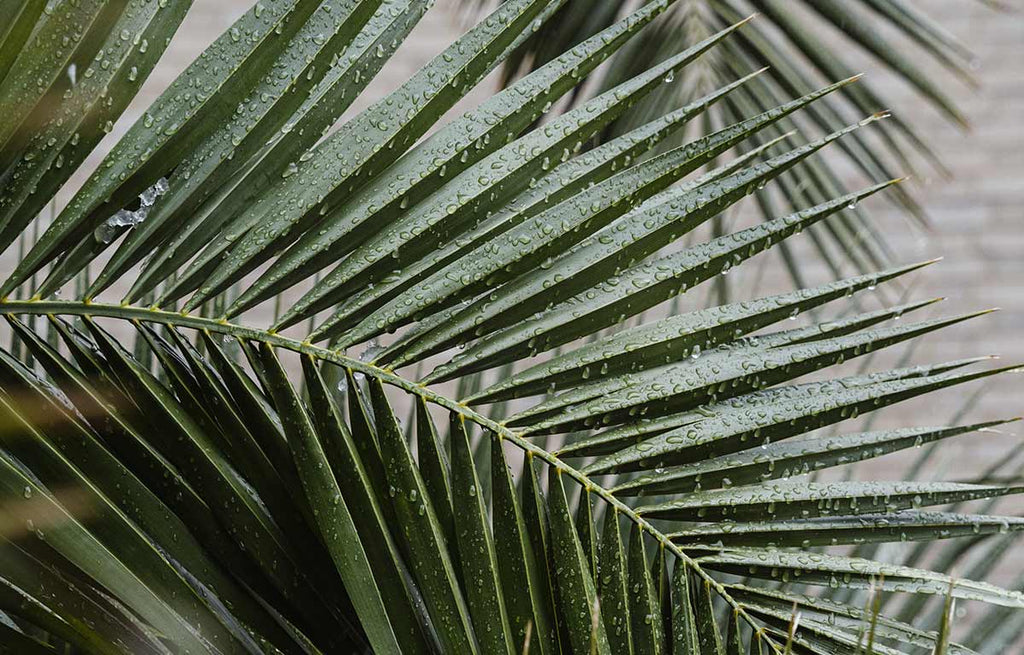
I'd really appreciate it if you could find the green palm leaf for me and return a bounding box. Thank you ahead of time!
[0,2,1017,653]
[464,0,1006,308]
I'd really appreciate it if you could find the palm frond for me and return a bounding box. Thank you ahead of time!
[466,0,984,287]
[0,1,1017,654]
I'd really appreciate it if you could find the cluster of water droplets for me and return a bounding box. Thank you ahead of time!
[358,338,387,363]
[94,177,169,243]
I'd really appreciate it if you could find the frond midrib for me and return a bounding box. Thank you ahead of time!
[0,297,783,648]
